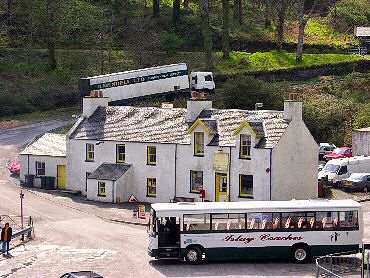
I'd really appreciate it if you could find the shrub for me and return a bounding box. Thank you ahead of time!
[215,75,283,110]
[329,0,370,33]
[161,32,184,55]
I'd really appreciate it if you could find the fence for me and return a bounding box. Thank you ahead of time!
[316,251,362,277]
[348,47,368,56]
[0,215,34,240]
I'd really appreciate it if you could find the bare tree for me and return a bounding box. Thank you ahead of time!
[173,0,180,27]
[222,0,230,59]
[200,0,213,70]
[264,0,272,28]
[46,0,57,70]
[153,0,160,17]
[277,0,287,50]
[296,0,321,62]
[233,0,243,24]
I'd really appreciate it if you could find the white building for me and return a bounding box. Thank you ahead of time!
[352,127,370,156]
[19,133,67,189]
[64,96,318,203]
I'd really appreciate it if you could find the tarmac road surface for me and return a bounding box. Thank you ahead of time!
[0,118,332,277]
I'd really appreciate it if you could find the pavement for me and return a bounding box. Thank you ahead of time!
[0,118,369,277]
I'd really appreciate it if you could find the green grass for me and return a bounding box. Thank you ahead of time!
[215,51,368,74]
[304,18,356,47]
[0,106,80,122]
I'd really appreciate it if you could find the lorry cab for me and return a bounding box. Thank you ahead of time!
[190,72,215,93]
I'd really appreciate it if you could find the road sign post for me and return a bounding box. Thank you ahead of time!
[20,190,24,240]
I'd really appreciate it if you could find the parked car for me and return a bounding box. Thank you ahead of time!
[8,161,20,175]
[318,156,370,187]
[323,147,352,161]
[318,164,325,172]
[340,173,370,192]
[60,271,103,278]
[319,143,336,161]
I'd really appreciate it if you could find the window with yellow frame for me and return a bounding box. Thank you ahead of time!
[147,146,156,165]
[194,132,204,156]
[239,174,253,198]
[86,143,94,161]
[147,178,156,197]
[240,134,251,159]
[116,144,126,163]
[98,181,106,197]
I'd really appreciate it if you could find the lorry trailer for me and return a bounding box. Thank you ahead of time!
[79,63,215,103]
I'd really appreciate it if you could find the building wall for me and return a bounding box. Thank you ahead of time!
[19,154,66,188]
[175,124,271,202]
[271,119,318,201]
[67,139,176,203]
[352,131,370,156]
[87,179,114,203]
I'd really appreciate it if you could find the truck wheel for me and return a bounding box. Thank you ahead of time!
[291,245,310,264]
[185,246,202,264]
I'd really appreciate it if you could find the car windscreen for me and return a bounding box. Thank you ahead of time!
[323,164,339,173]
[333,148,345,154]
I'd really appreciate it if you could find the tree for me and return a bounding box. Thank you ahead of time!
[200,0,213,70]
[153,0,160,17]
[173,0,180,27]
[233,0,243,24]
[276,0,287,50]
[296,0,321,62]
[221,0,230,59]
[46,0,57,70]
[264,0,272,28]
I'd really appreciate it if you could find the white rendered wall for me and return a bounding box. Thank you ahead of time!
[19,154,66,188]
[272,119,318,200]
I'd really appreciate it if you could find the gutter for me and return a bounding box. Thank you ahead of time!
[112,180,115,203]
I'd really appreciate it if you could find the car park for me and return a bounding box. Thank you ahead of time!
[318,156,370,187]
[340,173,370,192]
[319,143,336,161]
[323,147,352,161]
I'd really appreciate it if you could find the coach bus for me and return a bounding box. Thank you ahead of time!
[147,200,363,264]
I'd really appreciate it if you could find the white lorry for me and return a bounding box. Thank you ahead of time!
[79,63,215,103]
[318,156,370,186]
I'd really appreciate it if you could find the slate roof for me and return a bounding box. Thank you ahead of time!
[20,133,66,157]
[88,163,132,181]
[71,106,290,148]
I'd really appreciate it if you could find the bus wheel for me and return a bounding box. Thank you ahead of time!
[291,244,310,263]
[185,246,202,264]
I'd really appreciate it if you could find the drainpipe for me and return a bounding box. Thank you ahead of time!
[174,144,177,199]
[112,180,115,203]
[27,155,30,175]
[269,149,272,201]
[228,146,232,202]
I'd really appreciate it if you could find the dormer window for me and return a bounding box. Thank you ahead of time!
[194,132,204,156]
[240,134,251,159]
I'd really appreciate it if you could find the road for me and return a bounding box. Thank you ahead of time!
[0,119,365,278]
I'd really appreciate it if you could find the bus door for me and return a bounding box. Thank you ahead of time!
[157,217,180,258]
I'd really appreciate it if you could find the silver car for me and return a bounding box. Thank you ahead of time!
[340,173,370,192]
[319,143,336,161]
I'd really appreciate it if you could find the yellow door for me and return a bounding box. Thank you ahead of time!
[215,173,229,202]
[57,165,66,189]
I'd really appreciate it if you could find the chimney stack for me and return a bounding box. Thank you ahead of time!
[82,93,109,118]
[284,93,302,121]
[186,92,212,122]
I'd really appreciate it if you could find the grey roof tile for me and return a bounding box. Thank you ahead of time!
[20,133,66,157]
[88,163,132,181]
[71,106,289,148]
